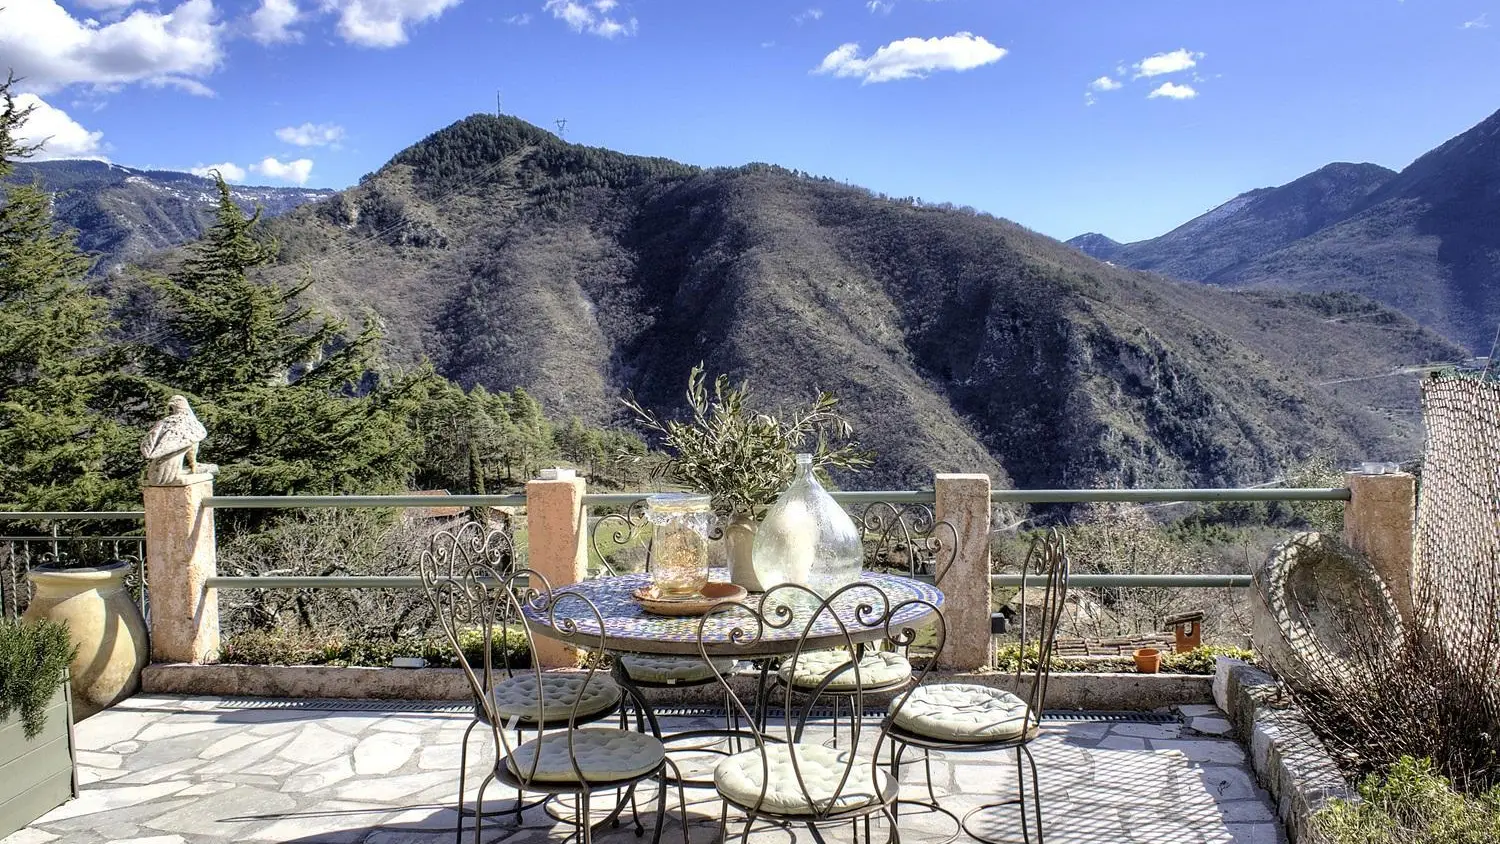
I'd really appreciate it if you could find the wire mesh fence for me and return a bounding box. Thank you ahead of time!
[1413,372,1500,682]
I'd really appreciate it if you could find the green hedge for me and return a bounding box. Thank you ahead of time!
[219,627,530,670]
[993,644,1253,675]
[1313,756,1500,844]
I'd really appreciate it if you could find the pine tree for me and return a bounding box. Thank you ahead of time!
[143,174,423,495]
[0,77,133,510]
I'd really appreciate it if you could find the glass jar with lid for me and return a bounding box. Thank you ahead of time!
[645,493,714,597]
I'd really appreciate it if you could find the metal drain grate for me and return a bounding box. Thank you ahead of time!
[214,697,473,713]
[209,698,1178,723]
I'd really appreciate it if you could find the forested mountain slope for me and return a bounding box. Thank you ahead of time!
[224,115,1460,488]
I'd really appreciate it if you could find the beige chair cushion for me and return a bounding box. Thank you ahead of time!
[891,683,1034,743]
[619,653,737,685]
[778,650,912,692]
[505,729,665,783]
[492,673,621,724]
[715,744,892,815]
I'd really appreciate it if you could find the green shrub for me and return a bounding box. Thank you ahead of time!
[1162,645,1255,675]
[1312,756,1500,844]
[219,627,530,670]
[0,619,76,738]
[994,643,1253,675]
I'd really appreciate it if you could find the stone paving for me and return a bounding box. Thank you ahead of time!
[3,696,1283,844]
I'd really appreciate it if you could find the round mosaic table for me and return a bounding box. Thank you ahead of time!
[523,570,944,658]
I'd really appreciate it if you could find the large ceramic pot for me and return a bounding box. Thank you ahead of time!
[22,561,149,720]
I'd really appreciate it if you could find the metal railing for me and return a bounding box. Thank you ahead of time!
[990,487,1350,503]
[199,485,1345,592]
[0,512,149,618]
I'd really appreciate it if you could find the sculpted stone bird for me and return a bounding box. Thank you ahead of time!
[141,395,211,485]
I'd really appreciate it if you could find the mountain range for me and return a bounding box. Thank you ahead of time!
[136,113,1455,491]
[4,160,330,274]
[1070,107,1500,354]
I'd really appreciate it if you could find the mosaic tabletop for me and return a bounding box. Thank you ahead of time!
[524,570,944,657]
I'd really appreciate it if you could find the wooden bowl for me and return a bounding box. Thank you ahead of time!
[632,581,748,616]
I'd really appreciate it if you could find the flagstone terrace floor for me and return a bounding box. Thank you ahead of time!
[3,695,1284,844]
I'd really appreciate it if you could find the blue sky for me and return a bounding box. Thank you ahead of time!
[3,1,1498,242]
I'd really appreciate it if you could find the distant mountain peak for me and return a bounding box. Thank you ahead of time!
[1065,232,1123,261]
[6,159,332,272]
[1087,104,1500,351]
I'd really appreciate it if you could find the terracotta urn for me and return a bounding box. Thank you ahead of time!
[22,561,149,720]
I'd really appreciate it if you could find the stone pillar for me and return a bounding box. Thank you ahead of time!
[1342,471,1417,625]
[143,475,219,664]
[525,471,588,668]
[934,473,992,670]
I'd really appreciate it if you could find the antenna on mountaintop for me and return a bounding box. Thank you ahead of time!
[495,90,503,116]
[555,118,568,138]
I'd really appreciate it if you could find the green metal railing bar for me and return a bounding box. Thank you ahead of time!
[990,488,1349,503]
[582,490,938,506]
[991,573,1251,588]
[207,572,1250,591]
[0,536,143,542]
[207,575,424,590]
[0,511,145,520]
[201,494,528,509]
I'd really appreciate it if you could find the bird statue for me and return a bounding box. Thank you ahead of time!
[140,395,213,485]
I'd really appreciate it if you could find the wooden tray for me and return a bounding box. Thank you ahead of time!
[632,581,748,616]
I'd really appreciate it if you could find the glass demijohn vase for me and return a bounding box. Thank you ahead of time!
[750,454,863,594]
[645,493,714,597]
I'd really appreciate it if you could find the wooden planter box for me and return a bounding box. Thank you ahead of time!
[0,679,77,838]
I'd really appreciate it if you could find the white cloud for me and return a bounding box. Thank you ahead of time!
[74,0,147,8]
[505,12,531,25]
[320,0,463,47]
[0,0,224,95]
[794,7,823,24]
[1148,81,1197,100]
[250,0,302,44]
[1089,76,1122,92]
[275,122,344,147]
[190,161,247,182]
[867,1,895,12]
[1135,48,1202,78]
[11,94,106,159]
[253,156,314,184]
[544,0,637,37]
[814,32,1006,84]
[1462,13,1489,29]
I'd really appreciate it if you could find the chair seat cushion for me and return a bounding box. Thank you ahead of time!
[890,683,1034,743]
[492,673,621,724]
[714,743,892,815]
[778,650,912,692]
[619,653,737,685]
[505,729,665,783]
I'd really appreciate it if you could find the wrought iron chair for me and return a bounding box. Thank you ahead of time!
[418,523,647,843]
[771,514,958,746]
[884,528,1071,844]
[699,581,942,844]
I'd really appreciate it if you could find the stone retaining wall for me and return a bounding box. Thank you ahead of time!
[1214,658,1352,842]
[142,663,1212,711]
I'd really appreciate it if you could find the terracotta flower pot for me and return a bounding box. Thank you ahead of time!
[1133,647,1162,674]
[22,561,149,720]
